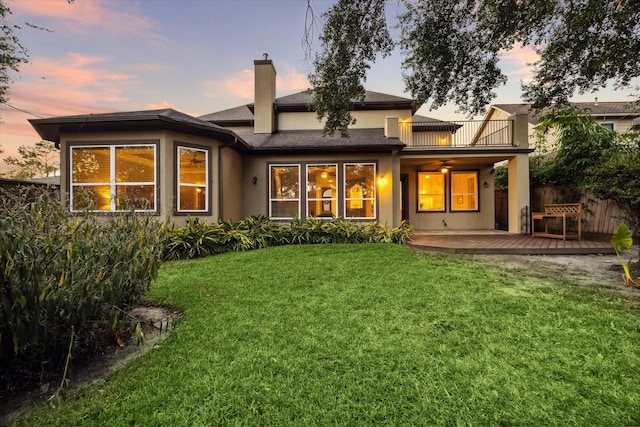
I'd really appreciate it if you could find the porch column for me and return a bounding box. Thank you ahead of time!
[391,152,401,227]
[508,153,530,234]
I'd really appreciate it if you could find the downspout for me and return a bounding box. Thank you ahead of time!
[218,144,223,222]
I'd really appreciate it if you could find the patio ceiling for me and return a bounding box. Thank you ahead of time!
[400,155,514,171]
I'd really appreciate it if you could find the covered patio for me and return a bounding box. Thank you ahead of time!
[407,230,615,255]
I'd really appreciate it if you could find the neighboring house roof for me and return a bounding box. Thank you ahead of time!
[29,108,250,151]
[412,114,463,132]
[199,90,417,126]
[233,128,405,153]
[493,101,640,125]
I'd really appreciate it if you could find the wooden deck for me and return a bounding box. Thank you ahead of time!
[407,230,615,255]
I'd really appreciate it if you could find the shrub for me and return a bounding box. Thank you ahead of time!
[0,188,166,390]
[163,216,414,260]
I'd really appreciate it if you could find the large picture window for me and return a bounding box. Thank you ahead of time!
[270,165,300,219]
[344,163,376,219]
[451,171,478,211]
[417,171,445,211]
[70,144,156,212]
[307,164,337,217]
[177,146,208,212]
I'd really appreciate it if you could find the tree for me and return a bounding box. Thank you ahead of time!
[587,135,640,235]
[0,1,28,106]
[309,0,640,135]
[533,105,619,201]
[3,140,59,179]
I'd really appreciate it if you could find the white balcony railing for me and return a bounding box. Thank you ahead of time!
[399,120,514,148]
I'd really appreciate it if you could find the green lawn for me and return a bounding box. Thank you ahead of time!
[13,244,640,426]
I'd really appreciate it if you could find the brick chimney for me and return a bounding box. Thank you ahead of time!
[254,54,276,134]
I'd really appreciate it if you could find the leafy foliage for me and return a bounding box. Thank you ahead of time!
[309,0,640,135]
[588,144,640,235]
[610,224,639,287]
[0,188,166,390]
[534,105,619,201]
[0,1,28,105]
[163,215,414,261]
[308,0,393,136]
[3,140,59,179]
[493,155,552,189]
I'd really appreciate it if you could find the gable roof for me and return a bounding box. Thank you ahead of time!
[411,114,463,132]
[30,109,249,150]
[199,90,417,126]
[493,101,639,125]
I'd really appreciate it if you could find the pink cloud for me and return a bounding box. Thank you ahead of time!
[9,0,159,41]
[15,52,137,113]
[205,66,310,101]
[226,69,254,99]
[28,53,133,87]
[0,51,142,155]
[500,42,540,81]
[277,67,310,93]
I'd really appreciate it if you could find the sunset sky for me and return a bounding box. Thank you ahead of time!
[0,0,637,161]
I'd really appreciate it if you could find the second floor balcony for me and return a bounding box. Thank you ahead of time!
[398,119,514,148]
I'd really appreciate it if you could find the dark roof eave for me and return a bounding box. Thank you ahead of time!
[29,114,251,151]
[400,147,535,156]
[248,143,405,154]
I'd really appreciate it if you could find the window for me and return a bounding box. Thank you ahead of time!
[451,171,478,211]
[600,122,615,131]
[177,146,208,212]
[417,171,445,211]
[270,165,300,219]
[307,164,337,217]
[70,144,156,212]
[269,162,378,220]
[344,163,376,219]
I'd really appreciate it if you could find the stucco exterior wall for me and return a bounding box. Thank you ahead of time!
[400,164,495,230]
[242,152,397,225]
[277,110,413,131]
[59,130,226,226]
[219,147,243,221]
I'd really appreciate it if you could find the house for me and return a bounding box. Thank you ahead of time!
[485,101,640,152]
[29,58,533,233]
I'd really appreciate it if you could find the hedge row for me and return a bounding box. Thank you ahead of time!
[162,215,414,261]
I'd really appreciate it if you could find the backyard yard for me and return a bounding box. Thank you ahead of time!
[6,244,640,426]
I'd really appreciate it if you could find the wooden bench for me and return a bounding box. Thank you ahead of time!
[532,203,582,240]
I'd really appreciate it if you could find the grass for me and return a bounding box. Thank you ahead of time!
[12,244,640,426]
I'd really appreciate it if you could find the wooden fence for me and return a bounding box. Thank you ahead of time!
[495,186,627,237]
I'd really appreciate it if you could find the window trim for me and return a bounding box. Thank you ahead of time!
[69,141,159,213]
[343,162,377,220]
[175,142,212,215]
[600,122,615,131]
[450,170,479,212]
[306,163,338,218]
[416,171,446,212]
[268,161,379,221]
[269,164,301,220]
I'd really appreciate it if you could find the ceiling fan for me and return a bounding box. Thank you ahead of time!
[440,161,452,173]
